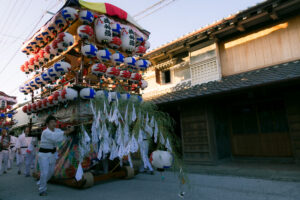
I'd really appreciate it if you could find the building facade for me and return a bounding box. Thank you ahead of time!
[143,0,300,164]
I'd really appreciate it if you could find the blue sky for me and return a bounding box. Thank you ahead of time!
[0,0,262,103]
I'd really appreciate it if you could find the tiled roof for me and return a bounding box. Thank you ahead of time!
[145,60,300,104]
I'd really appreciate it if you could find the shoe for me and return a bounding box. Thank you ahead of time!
[25,174,30,177]
[3,171,7,174]
[150,171,154,175]
[39,192,48,196]
[18,170,21,175]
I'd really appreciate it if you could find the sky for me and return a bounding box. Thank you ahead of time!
[0,0,263,104]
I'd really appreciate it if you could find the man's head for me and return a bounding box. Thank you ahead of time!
[24,126,30,135]
[45,115,57,130]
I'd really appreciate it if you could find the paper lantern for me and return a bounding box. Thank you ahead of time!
[80,88,96,99]
[111,52,124,65]
[37,101,43,110]
[22,105,28,114]
[35,75,44,86]
[81,44,98,58]
[121,27,135,54]
[150,150,173,170]
[79,10,94,24]
[106,67,120,78]
[56,32,74,52]
[77,25,94,40]
[31,103,37,113]
[42,99,48,109]
[95,90,107,99]
[53,61,71,75]
[108,36,121,49]
[130,73,142,82]
[47,95,55,107]
[25,83,33,92]
[124,57,136,67]
[41,71,52,83]
[33,54,40,70]
[27,104,32,114]
[38,50,45,65]
[47,24,58,38]
[0,100,7,110]
[28,58,35,72]
[95,16,112,44]
[35,34,44,48]
[143,40,150,50]
[29,80,39,90]
[61,7,78,22]
[24,61,30,74]
[59,89,67,102]
[91,63,107,76]
[20,65,25,72]
[108,91,119,101]
[0,113,5,118]
[64,88,78,101]
[7,114,13,118]
[111,22,122,36]
[54,15,68,31]
[136,59,151,71]
[19,86,27,94]
[96,49,111,62]
[139,80,148,89]
[135,45,146,56]
[47,67,58,81]
[118,70,131,80]
[53,91,60,104]
[120,93,131,101]
[47,43,58,58]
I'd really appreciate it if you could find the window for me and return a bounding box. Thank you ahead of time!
[163,70,171,84]
[231,105,258,135]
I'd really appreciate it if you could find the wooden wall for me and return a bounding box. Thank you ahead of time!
[180,102,216,164]
[285,91,300,163]
[220,16,300,76]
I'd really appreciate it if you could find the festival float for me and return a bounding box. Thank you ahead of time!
[0,91,17,132]
[18,0,185,189]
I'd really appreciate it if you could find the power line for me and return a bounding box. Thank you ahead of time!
[135,0,177,21]
[133,0,168,18]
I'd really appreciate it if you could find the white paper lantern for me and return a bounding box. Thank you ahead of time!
[81,44,98,58]
[36,100,43,111]
[130,73,142,82]
[120,93,131,101]
[58,90,67,103]
[111,52,124,65]
[109,36,122,49]
[136,59,151,71]
[64,88,78,101]
[91,63,107,76]
[150,150,173,170]
[54,15,68,31]
[118,70,131,80]
[140,80,148,89]
[135,46,146,56]
[34,76,43,87]
[95,16,112,44]
[95,90,106,99]
[61,7,78,22]
[124,57,136,67]
[121,27,135,53]
[19,86,27,94]
[29,80,38,90]
[53,61,71,75]
[80,88,96,99]
[79,10,94,24]
[106,67,120,78]
[24,83,33,92]
[42,99,48,109]
[96,49,111,62]
[41,71,52,83]
[47,67,58,81]
[77,25,94,40]
[144,40,150,50]
[56,32,74,52]
[111,22,122,36]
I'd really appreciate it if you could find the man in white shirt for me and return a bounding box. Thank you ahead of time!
[0,129,11,174]
[25,136,38,177]
[16,126,30,175]
[8,131,17,170]
[38,115,74,196]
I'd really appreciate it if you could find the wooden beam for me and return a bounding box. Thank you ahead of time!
[269,11,278,20]
[236,23,245,32]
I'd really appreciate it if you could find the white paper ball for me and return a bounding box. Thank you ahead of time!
[65,88,78,101]
[79,10,94,24]
[80,88,96,99]
[140,80,148,89]
[41,71,52,83]
[53,61,71,75]
[111,52,124,65]
[96,49,111,62]
[95,16,112,44]
[47,67,58,81]
[77,25,94,40]
[130,73,142,82]
[82,44,98,58]
[95,90,106,99]
[150,150,173,170]
[124,57,136,67]
[121,27,135,53]
[106,67,120,78]
[120,93,131,101]
[91,63,107,76]
[136,59,151,71]
[61,7,78,22]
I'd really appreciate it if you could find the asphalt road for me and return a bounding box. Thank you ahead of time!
[0,164,300,200]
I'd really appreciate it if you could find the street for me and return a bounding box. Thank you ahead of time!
[0,166,299,200]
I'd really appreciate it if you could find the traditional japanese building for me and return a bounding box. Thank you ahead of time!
[143,0,300,164]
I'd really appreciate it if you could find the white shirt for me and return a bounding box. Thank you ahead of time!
[28,137,38,152]
[16,133,30,154]
[10,136,17,149]
[40,128,65,149]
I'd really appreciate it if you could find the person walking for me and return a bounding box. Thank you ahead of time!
[8,131,17,170]
[38,115,74,196]
[16,126,30,175]
[0,129,11,175]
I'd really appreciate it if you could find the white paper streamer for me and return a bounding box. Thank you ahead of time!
[150,116,155,127]
[159,132,165,145]
[165,138,172,152]
[154,121,158,143]
[131,104,136,122]
[75,162,83,181]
